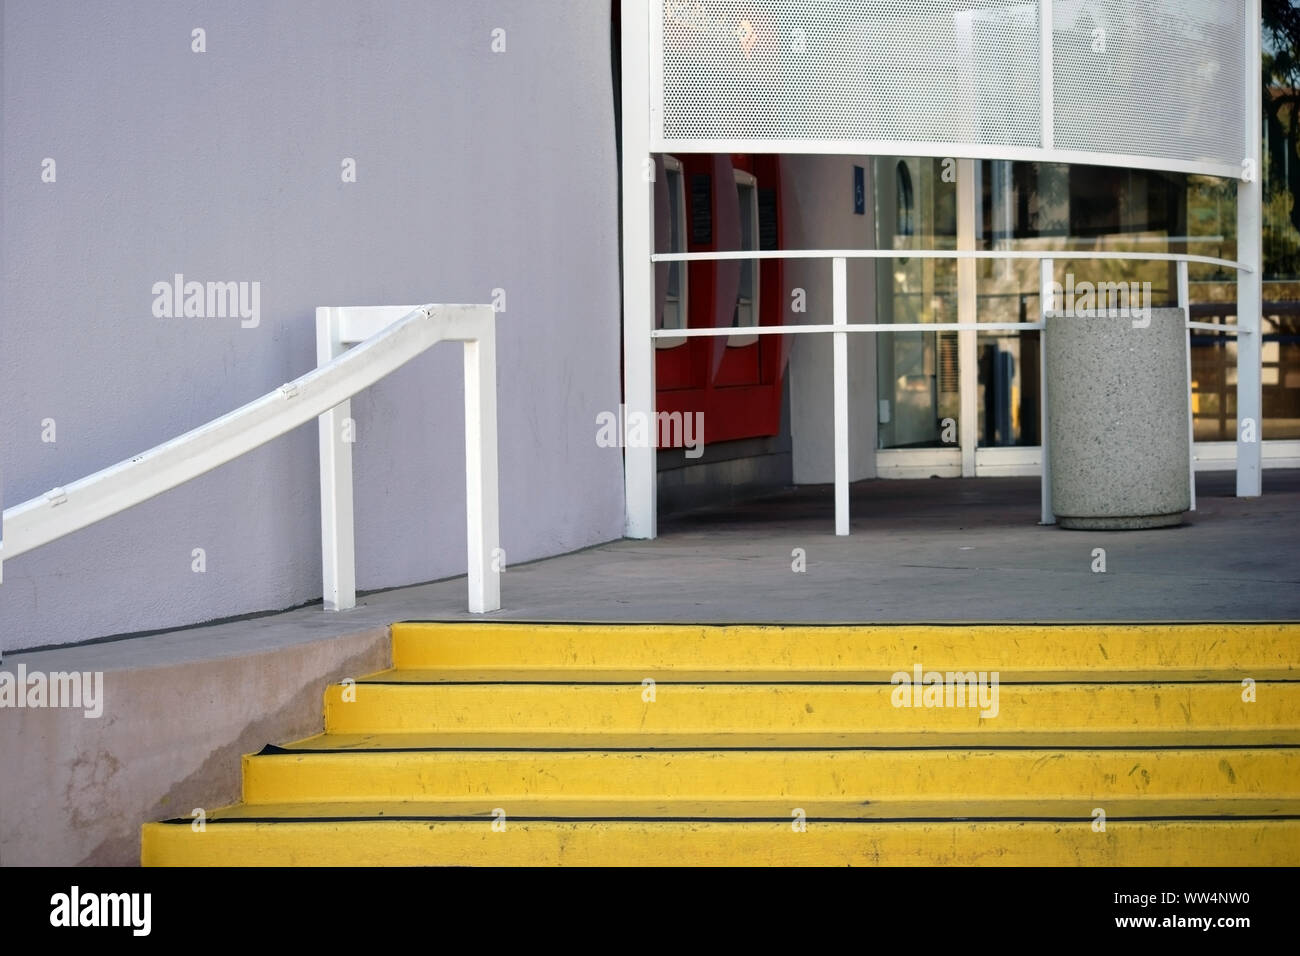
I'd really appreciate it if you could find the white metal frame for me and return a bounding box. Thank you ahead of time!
[876,447,962,480]
[622,0,657,539]
[655,154,690,350]
[956,158,978,478]
[623,0,1266,538]
[1038,257,1054,525]
[833,256,849,535]
[648,1,1245,183]
[648,248,1248,535]
[883,177,1243,491]
[1196,440,1300,471]
[0,304,502,615]
[728,167,761,348]
[1237,0,1264,496]
[316,304,501,613]
[652,143,1243,183]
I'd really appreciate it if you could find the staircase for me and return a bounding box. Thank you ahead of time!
[142,622,1300,865]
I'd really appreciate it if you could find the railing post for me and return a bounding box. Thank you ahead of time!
[956,160,978,477]
[1039,257,1055,525]
[833,256,849,536]
[1177,258,1196,511]
[317,306,357,611]
[621,0,657,539]
[464,311,501,613]
[1236,0,1263,497]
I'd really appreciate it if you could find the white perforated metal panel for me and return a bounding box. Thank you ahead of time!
[650,0,1250,178]
[1052,0,1245,168]
[658,0,1042,146]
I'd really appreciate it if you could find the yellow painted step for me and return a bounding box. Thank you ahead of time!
[392,622,1300,681]
[161,798,1300,821]
[142,816,1300,867]
[259,730,1300,750]
[241,744,1300,812]
[141,621,1300,866]
[322,680,1300,745]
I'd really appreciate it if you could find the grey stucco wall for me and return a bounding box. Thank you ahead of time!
[0,0,624,651]
[782,155,878,484]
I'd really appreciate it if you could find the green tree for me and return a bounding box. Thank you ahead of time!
[1263,0,1300,243]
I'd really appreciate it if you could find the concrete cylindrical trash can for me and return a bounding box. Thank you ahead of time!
[1045,307,1190,529]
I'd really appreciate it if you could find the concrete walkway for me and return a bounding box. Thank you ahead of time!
[467,469,1300,625]
[15,471,1299,673]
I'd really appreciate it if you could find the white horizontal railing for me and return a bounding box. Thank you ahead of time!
[646,248,1251,532]
[651,248,1249,269]
[0,303,501,615]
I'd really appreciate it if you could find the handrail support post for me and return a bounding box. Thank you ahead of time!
[833,256,850,535]
[317,306,357,611]
[463,314,502,613]
[1039,258,1055,525]
[1177,259,1196,511]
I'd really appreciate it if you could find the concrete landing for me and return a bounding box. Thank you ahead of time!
[13,472,1300,676]
[420,469,1300,625]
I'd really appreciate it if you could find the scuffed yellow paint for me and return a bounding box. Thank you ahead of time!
[141,622,1300,867]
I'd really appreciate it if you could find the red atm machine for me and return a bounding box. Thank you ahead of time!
[654,153,787,446]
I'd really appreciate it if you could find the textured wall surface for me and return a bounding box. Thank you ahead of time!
[782,155,878,484]
[0,622,392,866]
[1046,308,1191,529]
[1,1,624,650]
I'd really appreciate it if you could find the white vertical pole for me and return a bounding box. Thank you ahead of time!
[621,0,657,538]
[956,159,978,476]
[463,313,501,613]
[1177,259,1196,511]
[1039,4,1057,525]
[317,307,356,611]
[833,256,850,536]
[1237,0,1263,497]
[1039,258,1055,525]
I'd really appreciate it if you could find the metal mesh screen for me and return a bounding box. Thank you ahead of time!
[654,0,1249,175]
[659,0,1042,146]
[1051,0,1245,167]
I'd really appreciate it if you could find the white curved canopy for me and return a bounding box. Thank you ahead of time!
[651,0,1250,179]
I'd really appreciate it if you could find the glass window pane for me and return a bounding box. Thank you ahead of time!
[874,156,959,449]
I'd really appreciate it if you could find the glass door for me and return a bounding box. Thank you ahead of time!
[874,156,962,476]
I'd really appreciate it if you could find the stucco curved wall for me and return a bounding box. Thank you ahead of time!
[1,0,624,650]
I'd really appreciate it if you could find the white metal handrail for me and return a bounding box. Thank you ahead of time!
[651,249,1250,270]
[645,248,1251,533]
[0,303,502,615]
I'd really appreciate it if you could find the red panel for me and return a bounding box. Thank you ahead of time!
[654,153,786,447]
[654,153,717,395]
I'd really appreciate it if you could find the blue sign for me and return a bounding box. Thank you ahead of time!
[853,165,865,215]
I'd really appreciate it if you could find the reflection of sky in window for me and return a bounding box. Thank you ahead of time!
[667,169,682,299]
[738,183,754,299]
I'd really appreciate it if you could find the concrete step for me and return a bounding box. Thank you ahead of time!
[140,622,1300,866]
[392,622,1300,681]
[141,811,1300,866]
[322,679,1300,744]
[241,742,1300,809]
